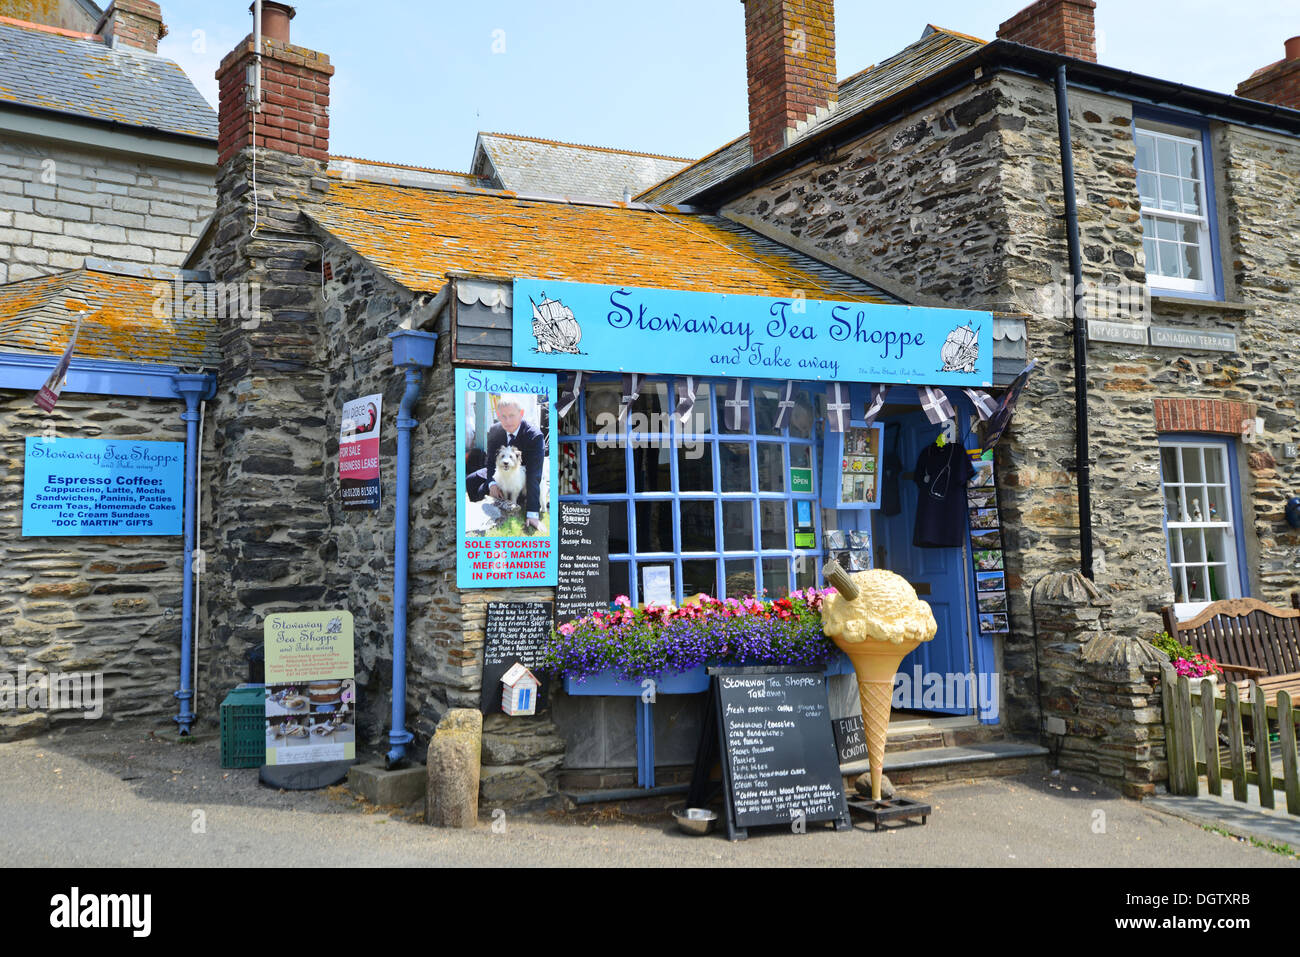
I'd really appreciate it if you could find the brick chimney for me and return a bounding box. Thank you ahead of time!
[96,0,166,53]
[1236,36,1300,110]
[215,3,332,167]
[203,1,336,684]
[743,0,838,163]
[997,0,1097,63]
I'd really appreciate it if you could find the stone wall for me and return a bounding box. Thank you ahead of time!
[0,133,214,282]
[723,70,1300,747]
[0,388,192,738]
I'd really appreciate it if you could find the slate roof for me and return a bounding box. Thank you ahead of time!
[0,267,221,367]
[0,19,216,139]
[309,177,896,303]
[638,26,984,205]
[473,132,694,203]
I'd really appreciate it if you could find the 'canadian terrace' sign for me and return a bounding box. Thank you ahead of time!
[512,279,993,386]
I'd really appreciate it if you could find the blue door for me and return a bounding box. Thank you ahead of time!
[870,407,974,714]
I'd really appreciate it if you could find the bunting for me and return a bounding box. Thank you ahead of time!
[919,385,955,426]
[981,360,1037,452]
[863,384,890,428]
[773,380,797,431]
[617,373,641,424]
[722,378,750,431]
[825,382,851,433]
[556,371,586,419]
[34,316,83,413]
[674,376,698,425]
[963,388,998,422]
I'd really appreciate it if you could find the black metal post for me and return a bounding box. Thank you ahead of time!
[1054,64,1095,581]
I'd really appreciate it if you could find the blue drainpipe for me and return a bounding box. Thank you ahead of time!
[385,329,438,768]
[171,373,216,734]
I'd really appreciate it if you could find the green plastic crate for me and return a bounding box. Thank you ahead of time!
[220,685,266,768]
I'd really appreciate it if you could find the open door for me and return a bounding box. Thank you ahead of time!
[871,408,975,715]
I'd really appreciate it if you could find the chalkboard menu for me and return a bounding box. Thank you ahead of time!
[480,601,552,715]
[831,714,870,765]
[708,667,850,837]
[555,502,609,625]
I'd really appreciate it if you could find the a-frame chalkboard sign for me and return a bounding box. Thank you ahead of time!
[687,665,851,841]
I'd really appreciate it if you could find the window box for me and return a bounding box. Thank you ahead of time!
[561,650,855,696]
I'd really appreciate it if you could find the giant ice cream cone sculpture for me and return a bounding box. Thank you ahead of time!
[821,559,937,800]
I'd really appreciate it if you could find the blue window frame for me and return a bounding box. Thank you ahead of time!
[557,376,823,604]
[1132,105,1224,301]
[1158,435,1250,616]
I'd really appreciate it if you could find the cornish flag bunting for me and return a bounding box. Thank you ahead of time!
[722,378,750,431]
[981,360,1037,452]
[556,371,586,419]
[863,384,890,428]
[963,388,998,422]
[617,373,641,423]
[674,376,698,425]
[826,382,852,433]
[920,385,955,426]
[34,316,83,413]
[772,380,797,431]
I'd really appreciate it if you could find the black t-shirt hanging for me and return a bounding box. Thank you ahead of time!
[912,441,974,548]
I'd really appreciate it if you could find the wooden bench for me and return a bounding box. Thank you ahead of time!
[1162,598,1300,769]
[1162,597,1300,702]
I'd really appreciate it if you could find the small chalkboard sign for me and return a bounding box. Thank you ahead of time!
[480,601,552,715]
[688,666,850,840]
[555,502,609,626]
[832,714,870,765]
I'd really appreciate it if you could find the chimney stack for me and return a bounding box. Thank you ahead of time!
[96,0,165,53]
[215,2,331,167]
[1236,36,1300,111]
[996,0,1097,63]
[743,0,838,163]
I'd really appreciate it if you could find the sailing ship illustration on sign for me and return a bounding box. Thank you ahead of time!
[938,323,980,373]
[529,293,584,354]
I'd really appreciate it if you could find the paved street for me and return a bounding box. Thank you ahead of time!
[0,722,1293,867]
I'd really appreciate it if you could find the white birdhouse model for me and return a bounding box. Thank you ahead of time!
[501,662,540,716]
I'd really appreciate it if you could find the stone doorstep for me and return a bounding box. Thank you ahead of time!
[347,763,427,807]
[840,740,1051,779]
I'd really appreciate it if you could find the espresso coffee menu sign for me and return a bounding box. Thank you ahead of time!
[714,667,850,834]
[480,601,552,715]
[555,502,609,625]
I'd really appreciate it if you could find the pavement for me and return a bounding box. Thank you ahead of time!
[0,719,1295,867]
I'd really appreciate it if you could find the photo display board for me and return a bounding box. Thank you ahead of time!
[263,611,356,766]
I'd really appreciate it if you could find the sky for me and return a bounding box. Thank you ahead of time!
[156,1,1298,173]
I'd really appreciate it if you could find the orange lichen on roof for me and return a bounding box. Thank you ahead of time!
[312,180,888,302]
[0,269,220,367]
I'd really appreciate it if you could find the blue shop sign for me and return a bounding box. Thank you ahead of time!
[513,279,993,386]
[22,438,184,536]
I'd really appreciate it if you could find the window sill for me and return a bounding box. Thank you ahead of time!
[1152,294,1254,314]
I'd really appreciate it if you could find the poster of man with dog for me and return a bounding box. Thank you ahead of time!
[455,368,558,588]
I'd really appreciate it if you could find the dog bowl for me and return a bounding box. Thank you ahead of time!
[672,807,718,836]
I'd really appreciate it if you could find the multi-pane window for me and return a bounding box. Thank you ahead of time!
[558,376,822,604]
[1159,439,1243,609]
[1136,124,1216,296]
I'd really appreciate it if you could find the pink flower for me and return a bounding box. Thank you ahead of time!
[614,595,632,608]
[558,622,576,636]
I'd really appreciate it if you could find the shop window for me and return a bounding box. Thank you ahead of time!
[560,376,822,603]
[1135,116,1221,298]
[1158,437,1247,616]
